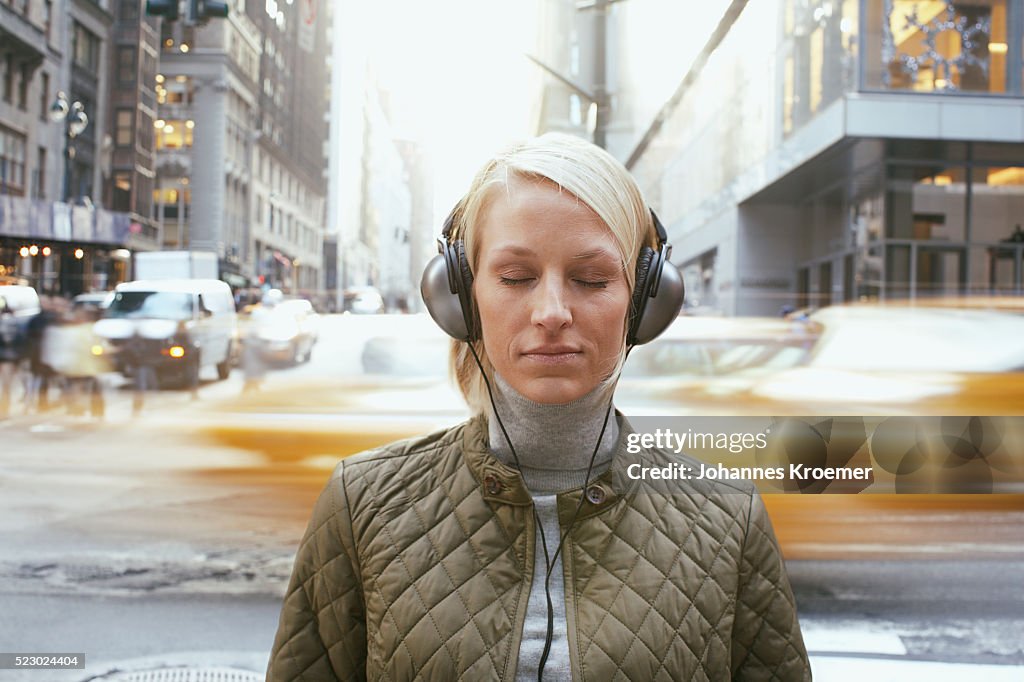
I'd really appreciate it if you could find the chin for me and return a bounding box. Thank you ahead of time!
[518,377,594,406]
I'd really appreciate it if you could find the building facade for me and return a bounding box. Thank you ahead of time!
[627,0,1024,316]
[154,0,330,297]
[1,0,155,296]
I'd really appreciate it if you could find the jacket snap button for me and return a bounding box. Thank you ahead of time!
[483,474,503,495]
[585,485,606,505]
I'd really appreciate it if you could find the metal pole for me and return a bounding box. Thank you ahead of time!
[592,0,608,149]
[62,140,72,202]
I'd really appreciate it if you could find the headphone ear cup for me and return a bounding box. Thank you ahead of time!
[421,251,471,341]
[631,260,685,345]
[629,247,656,345]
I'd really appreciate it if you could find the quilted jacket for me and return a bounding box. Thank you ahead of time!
[268,415,811,681]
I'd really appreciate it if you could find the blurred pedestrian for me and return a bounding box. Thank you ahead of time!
[123,332,158,417]
[0,294,24,418]
[25,295,63,412]
[40,306,109,419]
[241,288,282,393]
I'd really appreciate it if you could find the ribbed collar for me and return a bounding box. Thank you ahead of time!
[486,372,619,494]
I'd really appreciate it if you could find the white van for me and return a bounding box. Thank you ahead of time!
[94,279,237,386]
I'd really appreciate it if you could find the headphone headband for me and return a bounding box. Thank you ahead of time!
[422,201,684,345]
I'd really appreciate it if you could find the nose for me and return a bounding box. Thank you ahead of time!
[530,277,572,331]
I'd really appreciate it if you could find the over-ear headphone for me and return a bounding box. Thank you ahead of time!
[420,204,685,345]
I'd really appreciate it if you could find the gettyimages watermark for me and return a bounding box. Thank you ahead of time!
[625,416,1024,494]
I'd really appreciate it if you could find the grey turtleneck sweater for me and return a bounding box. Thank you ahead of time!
[487,372,620,681]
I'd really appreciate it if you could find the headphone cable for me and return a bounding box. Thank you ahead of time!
[468,342,617,682]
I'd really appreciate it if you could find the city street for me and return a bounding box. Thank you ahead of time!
[0,314,1022,680]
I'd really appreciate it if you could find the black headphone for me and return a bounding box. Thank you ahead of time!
[420,204,685,345]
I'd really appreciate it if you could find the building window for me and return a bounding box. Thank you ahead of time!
[155,120,194,149]
[138,110,154,151]
[0,125,28,195]
[44,1,53,41]
[36,146,46,199]
[39,72,49,120]
[115,109,134,147]
[17,63,30,110]
[117,46,136,83]
[868,0,1009,93]
[73,23,101,72]
[112,172,132,211]
[120,0,140,21]
[164,76,193,104]
[2,54,13,103]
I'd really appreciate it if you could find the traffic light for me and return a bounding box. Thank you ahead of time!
[190,0,229,23]
[145,0,180,21]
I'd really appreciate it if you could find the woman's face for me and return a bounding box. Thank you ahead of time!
[474,178,631,404]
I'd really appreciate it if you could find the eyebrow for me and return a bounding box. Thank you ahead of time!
[488,245,619,262]
[570,249,619,262]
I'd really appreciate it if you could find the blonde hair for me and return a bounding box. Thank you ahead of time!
[448,132,657,413]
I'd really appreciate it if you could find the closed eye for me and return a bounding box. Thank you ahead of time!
[499,277,532,286]
[575,280,608,289]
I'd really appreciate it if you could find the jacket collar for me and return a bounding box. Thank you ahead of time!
[461,413,644,521]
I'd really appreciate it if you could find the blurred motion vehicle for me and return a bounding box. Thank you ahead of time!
[0,284,41,361]
[93,279,237,387]
[244,296,319,365]
[71,292,114,321]
[343,286,385,314]
[199,314,465,458]
[625,302,1024,415]
[194,299,1024,463]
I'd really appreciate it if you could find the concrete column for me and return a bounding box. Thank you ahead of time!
[189,77,229,254]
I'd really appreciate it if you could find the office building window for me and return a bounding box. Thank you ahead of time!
[17,63,29,110]
[117,46,136,83]
[43,1,53,41]
[115,109,134,147]
[39,72,49,120]
[0,126,27,194]
[36,146,46,199]
[120,0,140,21]
[867,0,1009,93]
[155,120,194,149]
[73,23,101,71]
[112,172,132,211]
[2,54,12,103]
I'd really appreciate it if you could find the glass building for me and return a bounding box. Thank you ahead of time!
[628,0,1024,315]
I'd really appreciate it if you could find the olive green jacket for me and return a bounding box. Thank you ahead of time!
[268,416,811,681]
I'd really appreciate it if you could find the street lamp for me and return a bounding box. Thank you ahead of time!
[49,91,90,202]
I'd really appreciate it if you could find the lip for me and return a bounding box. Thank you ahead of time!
[523,344,581,355]
[521,345,583,365]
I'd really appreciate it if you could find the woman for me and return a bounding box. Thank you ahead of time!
[268,134,810,681]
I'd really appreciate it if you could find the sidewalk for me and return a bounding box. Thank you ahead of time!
[805,624,1024,680]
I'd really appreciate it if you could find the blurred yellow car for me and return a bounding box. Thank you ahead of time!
[625,303,1024,416]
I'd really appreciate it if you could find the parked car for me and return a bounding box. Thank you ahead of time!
[93,279,237,387]
[0,284,41,363]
